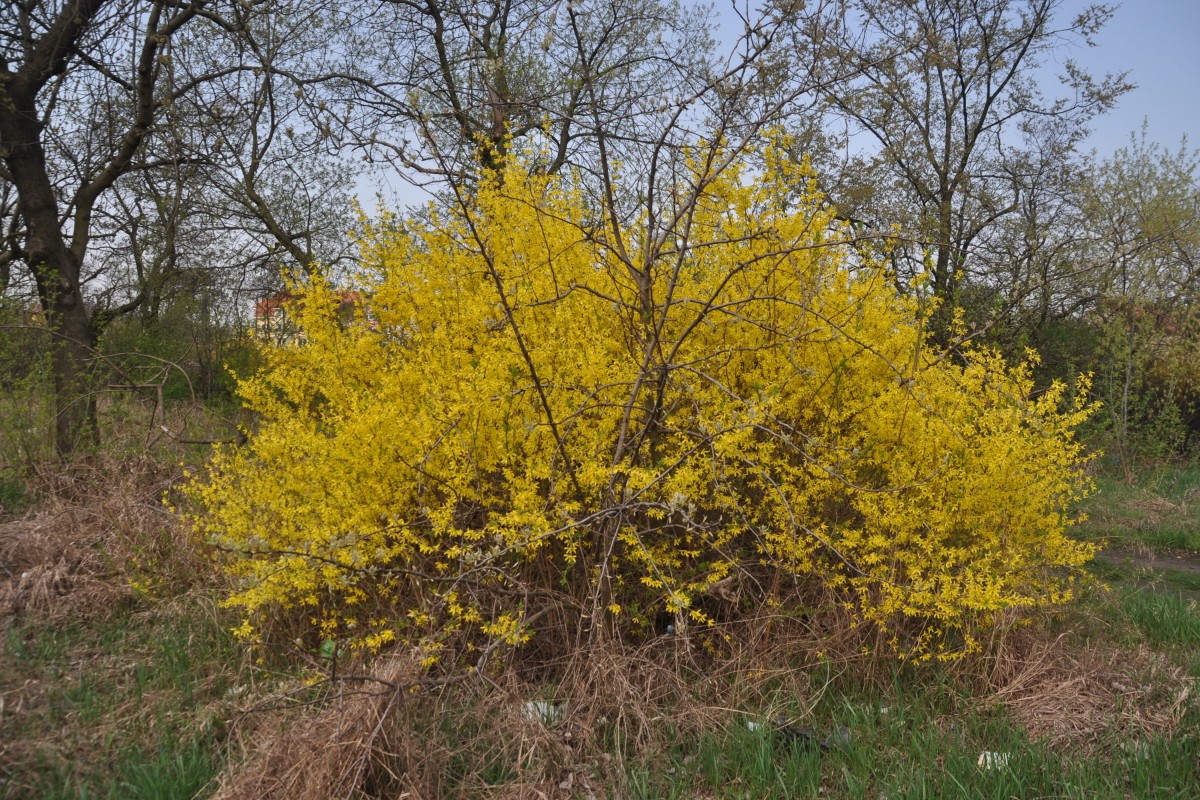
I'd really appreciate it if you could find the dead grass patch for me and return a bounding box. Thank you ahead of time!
[1123,495,1187,531]
[209,605,880,799]
[211,653,412,800]
[209,650,568,800]
[990,633,1195,752]
[0,454,206,622]
[0,511,132,621]
[211,647,671,799]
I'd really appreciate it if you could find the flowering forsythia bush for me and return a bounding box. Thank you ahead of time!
[187,143,1094,660]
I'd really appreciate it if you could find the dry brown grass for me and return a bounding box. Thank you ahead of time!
[0,454,206,622]
[983,625,1196,752]
[206,602,885,800]
[212,651,425,800]
[1123,495,1188,532]
[0,509,135,621]
[211,648,595,800]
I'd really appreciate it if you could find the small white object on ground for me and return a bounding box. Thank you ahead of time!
[977,751,1010,770]
[522,699,568,725]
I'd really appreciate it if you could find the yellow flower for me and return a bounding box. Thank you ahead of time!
[185,138,1093,659]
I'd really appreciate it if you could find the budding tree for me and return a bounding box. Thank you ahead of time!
[792,0,1131,338]
[0,0,363,455]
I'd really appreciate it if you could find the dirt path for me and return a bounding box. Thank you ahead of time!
[1094,548,1200,576]
[1092,548,1200,601]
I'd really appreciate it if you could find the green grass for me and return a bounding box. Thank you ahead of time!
[1077,464,1200,552]
[1113,524,1200,554]
[29,733,221,800]
[1087,555,1200,596]
[0,600,254,800]
[1075,464,1200,670]
[1116,589,1200,649]
[611,464,1200,799]
[616,687,1200,799]
[0,472,29,515]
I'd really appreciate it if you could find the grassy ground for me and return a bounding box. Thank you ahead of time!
[622,689,1198,799]
[0,449,260,799]
[2,603,246,799]
[1076,463,1200,553]
[2,462,1199,799]
[601,459,1200,800]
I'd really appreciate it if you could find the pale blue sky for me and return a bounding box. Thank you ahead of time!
[379,1,1197,207]
[1051,0,1199,154]
[714,0,1197,156]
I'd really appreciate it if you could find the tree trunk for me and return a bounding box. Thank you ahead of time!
[48,298,98,456]
[928,202,958,345]
[0,86,99,456]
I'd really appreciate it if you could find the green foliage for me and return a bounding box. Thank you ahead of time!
[0,472,29,515]
[99,295,260,409]
[1085,303,1199,467]
[0,301,53,469]
[1072,134,1200,466]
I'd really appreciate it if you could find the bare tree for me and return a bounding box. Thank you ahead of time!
[169,0,359,277]
[234,0,714,197]
[0,0,366,455]
[0,0,219,455]
[791,0,1131,338]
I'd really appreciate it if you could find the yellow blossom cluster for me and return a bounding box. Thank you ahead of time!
[187,142,1093,658]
